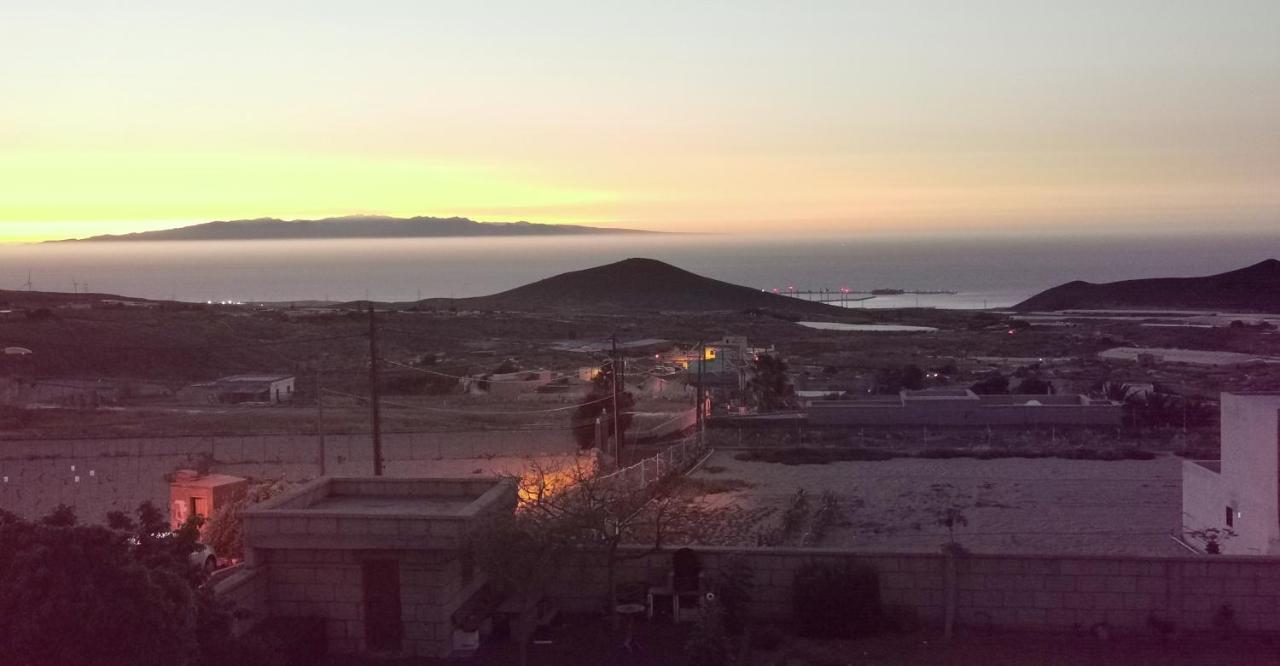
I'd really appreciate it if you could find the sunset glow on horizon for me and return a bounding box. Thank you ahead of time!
[3,1,1277,242]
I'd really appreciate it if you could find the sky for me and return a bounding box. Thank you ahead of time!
[1,1,1278,241]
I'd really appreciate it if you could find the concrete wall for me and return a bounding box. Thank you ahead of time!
[1182,460,1228,550]
[0,429,576,521]
[808,402,1122,428]
[254,548,480,657]
[551,546,1280,635]
[1218,393,1280,555]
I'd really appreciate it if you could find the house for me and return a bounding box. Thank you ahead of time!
[459,369,555,397]
[1182,392,1280,555]
[233,476,517,657]
[179,374,295,404]
[169,471,249,531]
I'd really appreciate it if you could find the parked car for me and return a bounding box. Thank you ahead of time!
[190,542,218,574]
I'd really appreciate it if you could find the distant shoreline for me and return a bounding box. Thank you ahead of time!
[42,215,665,243]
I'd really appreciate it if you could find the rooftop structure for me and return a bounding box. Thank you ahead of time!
[178,374,295,404]
[238,476,517,657]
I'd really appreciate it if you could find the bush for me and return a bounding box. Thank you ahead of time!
[240,616,327,666]
[750,624,785,651]
[709,554,754,636]
[792,561,883,638]
[684,594,733,666]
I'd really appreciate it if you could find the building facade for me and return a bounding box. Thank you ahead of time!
[1182,392,1280,555]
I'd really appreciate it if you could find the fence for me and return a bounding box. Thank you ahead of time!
[597,435,706,492]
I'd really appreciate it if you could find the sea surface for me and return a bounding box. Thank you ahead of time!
[1,233,1277,309]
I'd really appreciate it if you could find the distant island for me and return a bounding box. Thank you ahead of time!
[1014,259,1280,313]
[48,215,654,242]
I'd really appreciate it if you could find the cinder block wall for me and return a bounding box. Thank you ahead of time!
[255,548,478,657]
[550,546,1280,634]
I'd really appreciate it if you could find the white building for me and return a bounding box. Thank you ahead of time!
[1182,392,1280,555]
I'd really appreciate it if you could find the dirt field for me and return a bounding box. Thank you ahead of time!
[675,450,1184,556]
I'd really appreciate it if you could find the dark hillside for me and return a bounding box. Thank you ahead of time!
[1014,259,1280,313]
[428,258,843,314]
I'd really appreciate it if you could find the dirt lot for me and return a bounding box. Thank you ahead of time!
[671,450,1184,556]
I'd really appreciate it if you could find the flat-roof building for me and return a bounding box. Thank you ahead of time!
[231,476,517,657]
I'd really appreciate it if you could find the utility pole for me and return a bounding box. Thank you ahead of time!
[316,369,326,476]
[696,340,706,446]
[368,305,384,476]
[610,334,621,467]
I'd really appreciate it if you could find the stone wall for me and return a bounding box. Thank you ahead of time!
[552,546,1280,634]
[0,429,575,521]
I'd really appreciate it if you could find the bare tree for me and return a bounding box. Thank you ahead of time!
[472,456,689,664]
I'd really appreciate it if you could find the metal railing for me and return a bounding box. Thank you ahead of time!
[596,435,705,492]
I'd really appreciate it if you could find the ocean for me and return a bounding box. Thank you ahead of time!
[2,233,1277,309]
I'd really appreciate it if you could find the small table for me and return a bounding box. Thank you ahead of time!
[615,602,647,652]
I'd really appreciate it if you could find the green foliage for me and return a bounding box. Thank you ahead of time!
[571,359,634,450]
[926,483,971,545]
[792,561,882,638]
[0,504,207,666]
[204,480,292,561]
[749,354,796,411]
[1014,377,1054,394]
[780,488,811,541]
[710,554,754,636]
[969,372,1009,394]
[873,364,925,393]
[684,593,734,666]
[804,491,846,545]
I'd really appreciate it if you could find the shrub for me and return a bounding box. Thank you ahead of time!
[750,624,785,651]
[684,593,733,666]
[239,616,327,666]
[792,561,883,638]
[710,554,754,636]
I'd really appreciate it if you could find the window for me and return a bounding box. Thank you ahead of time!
[1225,506,1235,528]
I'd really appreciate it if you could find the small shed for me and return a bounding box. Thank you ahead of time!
[170,471,249,530]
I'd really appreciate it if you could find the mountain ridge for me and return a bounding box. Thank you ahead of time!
[48,215,654,242]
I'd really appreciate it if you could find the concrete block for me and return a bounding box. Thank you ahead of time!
[1094,592,1124,610]
[1122,593,1158,610]
[309,517,338,535]
[1044,576,1077,592]
[278,567,316,584]
[368,520,397,536]
[1015,608,1047,626]
[1136,577,1168,595]
[880,572,915,589]
[1033,592,1064,609]
[1045,608,1080,627]
[1102,609,1143,627]
[1105,576,1137,593]
[1062,592,1094,610]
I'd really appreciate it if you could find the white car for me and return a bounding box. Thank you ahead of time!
[189,542,218,574]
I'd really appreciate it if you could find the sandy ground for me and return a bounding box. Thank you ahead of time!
[677,450,1184,556]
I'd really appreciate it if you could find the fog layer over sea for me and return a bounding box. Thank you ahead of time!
[2,233,1277,309]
